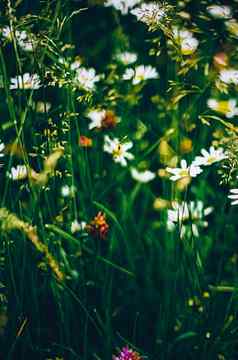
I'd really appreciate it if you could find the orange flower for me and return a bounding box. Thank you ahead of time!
[79,135,93,147]
[86,212,109,239]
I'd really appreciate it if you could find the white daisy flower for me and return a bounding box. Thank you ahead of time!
[207,5,231,19]
[219,68,238,85]
[167,200,213,238]
[173,28,199,55]
[193,146,227,167]
[131,2,168,29]
[87,109,106,130]
[105,0,141,14]
[131,168,155,183]
[8,165,28,180]
[71,220,87,234]
[166,159,203,181]
[116,51,138,65]
[1,26,34,51]
[103,135,134,167]
[228,189,238,205]
[75,67,100,91]
[10,73,41,90]
[207,98,238,118]
[123,65,158,84]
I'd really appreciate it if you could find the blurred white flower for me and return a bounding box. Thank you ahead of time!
[225,19,238,37]
[219,68,238,85]
[207,98,238,118]
[131,2,168,29]
[166,159,202,181]
[61,185,76,197]
[87,109,106,130]
[36,101,51,113]
[105,0,140,14]
[0,142,5,167]
[75,67,100,91]
[228,189,238,205]
[1,26,34,51]
[193,146,227,167]
[70,58,82,71]
[116,51,138,65]
[10,73,41,90]
[173,28,198,55]
[207,5,231,19]
[104,135,134,166]
[8,165,28,180]
[123,65,158,84]
[131,168,155,183]
[167,200,213,238]
[71,220,87,234]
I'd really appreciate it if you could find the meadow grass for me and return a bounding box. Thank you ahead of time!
[0,0,238,359]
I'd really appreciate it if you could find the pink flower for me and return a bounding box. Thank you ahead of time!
[113,346,142,360]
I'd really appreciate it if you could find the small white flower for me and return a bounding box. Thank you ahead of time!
[173,28,199,55]
[166,159,202,181]
[10,73,41,90]
[103,135,134,167]
[87,109,106,130]
[123,65,158,84]
[167,200,213,238]
[105,0,141,14]
[219,68,238,85]
[116,51,138,65]
[61,185,76,197]
[75,67,100,91]
[8,165,28,180]
[131,168,155,183]
[207,98,238,118]
[1,27,34,51]
[207,5,231,19]
[131,2,168,29]
[193,146,227,167]
[71,220,87,234]
[228,189,238,205]
[70,58,82,71]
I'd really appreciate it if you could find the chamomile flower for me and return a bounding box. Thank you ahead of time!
[193,146,227,167]
[1,26,34,51]
[103,135,134,167]
[75,67,100,91]
[131,2,169,30]
[219,69,238,85]
[207,5,231,19]
[173,28,199,55]
[207,99,238,118]
[130,168,155,183]
[87,109,118,130]
[8,165,28,180]
[105,0,140,15]
[10,73,41,90]
[123,65,158,84]
[228,189,238,205]
[71,220,87,234]
[116,51,138,65]
[166,159,202,181]
[167,201,213,238]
